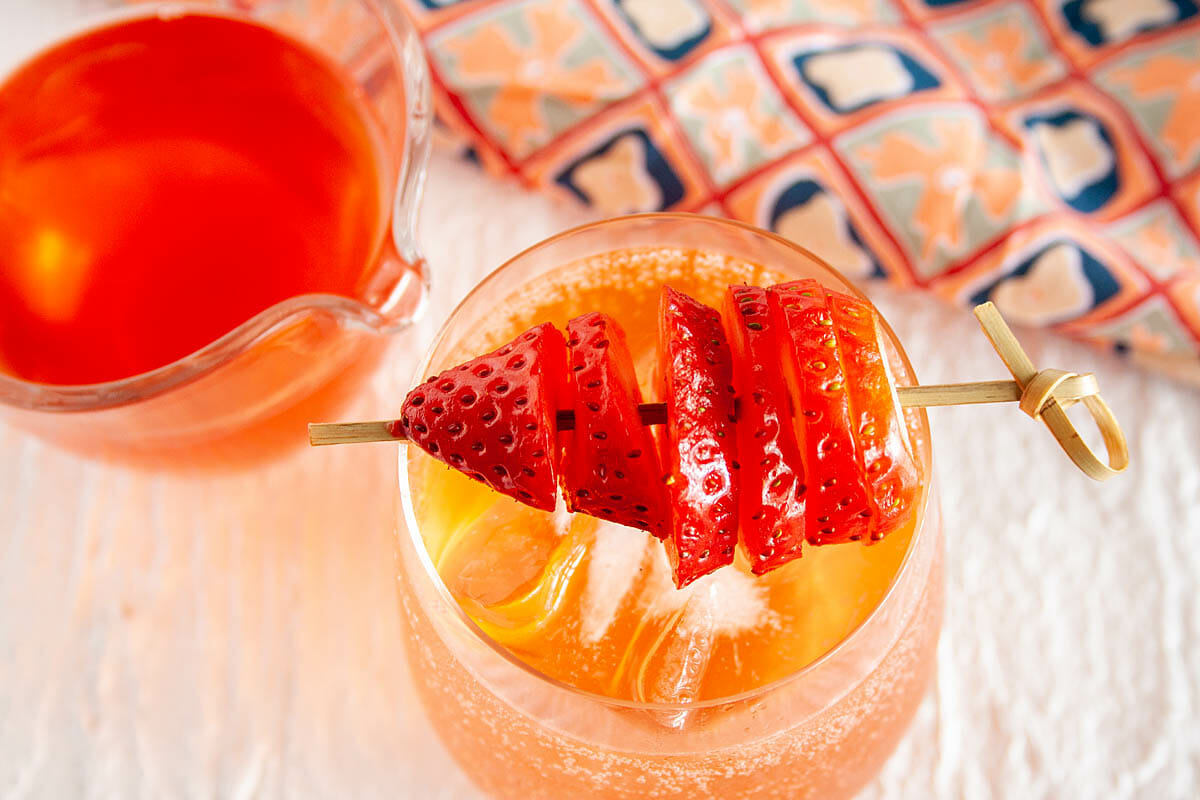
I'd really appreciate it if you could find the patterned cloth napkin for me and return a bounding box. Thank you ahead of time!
[398,0,1200,385]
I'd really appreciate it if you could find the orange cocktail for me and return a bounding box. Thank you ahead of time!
[397,215,942,799]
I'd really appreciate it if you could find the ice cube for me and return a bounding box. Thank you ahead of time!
[580,520,652,643]
[642,545,773,638]
[630,550,774,724]
[639,594,718,725]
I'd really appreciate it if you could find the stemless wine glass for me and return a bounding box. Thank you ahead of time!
[0,0,430,466]
[396,215,943,799]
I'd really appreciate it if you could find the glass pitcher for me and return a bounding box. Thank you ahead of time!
[0,0,431,467]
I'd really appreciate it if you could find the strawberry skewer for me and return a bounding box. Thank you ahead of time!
[310,296,1127,587]
[316,375,1100,438]
[312,307,1119,471]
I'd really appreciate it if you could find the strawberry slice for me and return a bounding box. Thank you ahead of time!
[562,312,667,535]
[400,322,568,511]
[826,291,921,540]
[722,285,807,575]
[657,287,739,588]
[769,280,872,545]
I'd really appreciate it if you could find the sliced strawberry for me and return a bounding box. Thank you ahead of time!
[400,322,567,511]
[657,287,739,588]
[769,280,872,545]
[826,291,921,541]
[722,285,807,575]
[562,312,668,535]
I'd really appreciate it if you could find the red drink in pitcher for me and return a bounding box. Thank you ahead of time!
[0,13,388,386]
[0,5,429,463]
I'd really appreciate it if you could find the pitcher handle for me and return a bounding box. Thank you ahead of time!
[359,0,434,332]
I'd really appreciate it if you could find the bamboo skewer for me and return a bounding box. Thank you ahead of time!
[307,377,1093,442]
[308,303,1129,481]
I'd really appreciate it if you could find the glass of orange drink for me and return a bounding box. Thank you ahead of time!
[0,0,430,466]
[397,214,942,799]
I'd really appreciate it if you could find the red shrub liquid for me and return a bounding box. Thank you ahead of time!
[0,13,388,386]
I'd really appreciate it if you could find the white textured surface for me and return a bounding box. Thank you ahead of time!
[2,145,1199,797]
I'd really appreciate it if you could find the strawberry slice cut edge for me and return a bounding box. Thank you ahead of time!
[562,312,668,535]
[769,280,872,545]
[658,286,739,588]
[826,290,921,540]
[723,284,807,575]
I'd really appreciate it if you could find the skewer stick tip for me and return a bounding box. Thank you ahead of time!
[308,420,403,446]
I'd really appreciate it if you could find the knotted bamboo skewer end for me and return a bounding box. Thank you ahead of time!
[972,302,1129,481]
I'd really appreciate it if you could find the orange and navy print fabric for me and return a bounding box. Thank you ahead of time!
[402,0,1200,385]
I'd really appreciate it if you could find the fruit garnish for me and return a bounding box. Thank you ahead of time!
[436,499,566,607]
[657,287,740,588]
[827,291,921,540]
[400,322,568,511]
[723,285,807,575]
[320,292,1129,585]
[562,312,668,536]
[454,509,592,647]
[769,281,873,545]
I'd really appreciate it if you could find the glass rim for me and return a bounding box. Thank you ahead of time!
[0,0,431,413]
[397,212,935,713]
